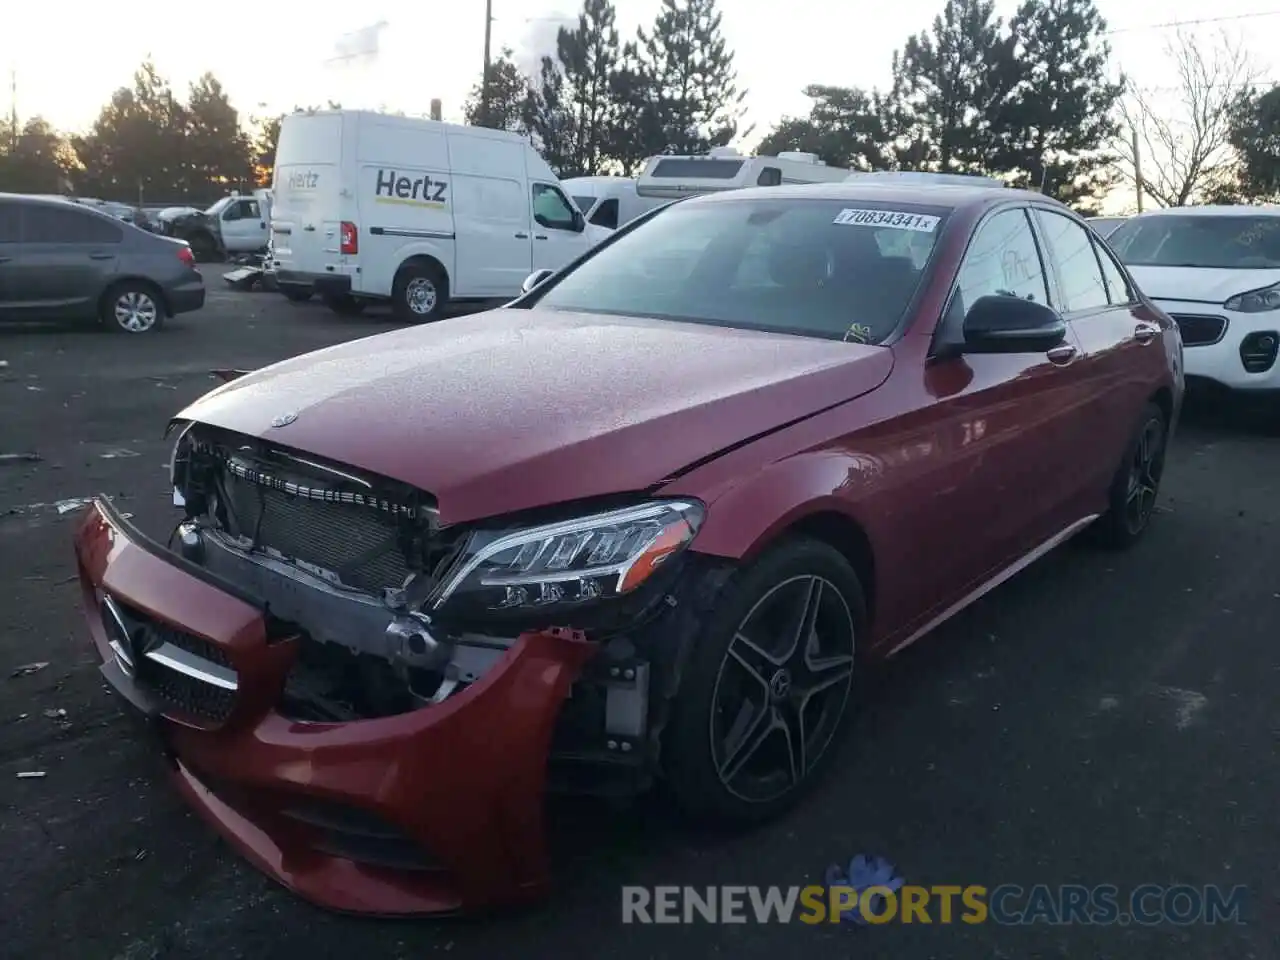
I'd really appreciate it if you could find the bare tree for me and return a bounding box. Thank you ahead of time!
[1113,29,1260,207]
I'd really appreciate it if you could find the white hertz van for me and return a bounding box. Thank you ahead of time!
[270,110,611,321]
[562,175,667,230]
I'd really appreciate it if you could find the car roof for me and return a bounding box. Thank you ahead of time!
[685,181,1064,215]
[1131,205,1280,219]
[0,191,83,207]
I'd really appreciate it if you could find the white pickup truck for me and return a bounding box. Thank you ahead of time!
[153,190,272,261]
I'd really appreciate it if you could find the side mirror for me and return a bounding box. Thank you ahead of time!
[962,295,1066,353]
[521,269,554,294]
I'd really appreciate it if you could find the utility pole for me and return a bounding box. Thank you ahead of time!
[479,0,494,126]
[9,68,17,151]
[1131,127,1143,214]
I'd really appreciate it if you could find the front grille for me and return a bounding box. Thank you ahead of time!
[1170,313,1227,347]
[220,469,411,593]
[105,598,237,725]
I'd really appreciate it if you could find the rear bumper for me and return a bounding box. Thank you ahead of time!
[72,497,597,915]
[167,279,206,316]
[276,270,352,298]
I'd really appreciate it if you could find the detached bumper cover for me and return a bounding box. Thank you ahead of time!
[73,497,597,915]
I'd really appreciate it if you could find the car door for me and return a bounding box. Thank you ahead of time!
[920,207,1091,592]
[1031,207,1152,506]
[12,203,122,319]
[530,182,587,272]
[0,200,20,316]
[451,174,532,297]
[220,199,264,253]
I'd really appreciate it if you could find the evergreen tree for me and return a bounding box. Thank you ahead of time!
[464,48,534,134]
[889,0,1014,172]
[556,0,623,175]
[988,0,1124,211]
[634,0,745,155]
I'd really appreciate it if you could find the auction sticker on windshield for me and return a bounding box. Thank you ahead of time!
[834,208,940,232]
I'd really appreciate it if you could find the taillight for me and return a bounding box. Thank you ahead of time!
[340,222,358,255]
[177,245,195,267]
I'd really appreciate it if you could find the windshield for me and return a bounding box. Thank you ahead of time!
[1108,215,1280,269]
[527,198,945,344]
[571,195,596,213]
[204,197,232,217]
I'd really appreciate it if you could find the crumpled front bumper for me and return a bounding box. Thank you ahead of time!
[72,497,598,916]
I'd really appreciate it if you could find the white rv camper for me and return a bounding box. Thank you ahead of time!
[635,147,851,199]
[562,176,667,229]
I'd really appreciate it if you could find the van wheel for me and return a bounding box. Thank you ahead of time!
[323,294,366,316]
[393,262,447,323]
[100,281,165,334]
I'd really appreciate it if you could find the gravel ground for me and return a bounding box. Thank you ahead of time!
[1,285,1277,959]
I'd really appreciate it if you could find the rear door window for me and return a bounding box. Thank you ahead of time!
[1034,209,1109,313]
[0,201,20,243]
[25,204,123,244]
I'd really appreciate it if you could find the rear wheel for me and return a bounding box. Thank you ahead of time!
[392,261,447,323]
[662,539,863,826]
[323,294,366,316]
[188,232,219,262]
[1087,401,1168,549]
[101,282,165,334]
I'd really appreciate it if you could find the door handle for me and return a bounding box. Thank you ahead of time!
[514,232,529,239]
[89,252,114,260]
[534,235,548,241]
[1133,322,1160,344]
[1046,344,1079,365]
[0,256,11,263]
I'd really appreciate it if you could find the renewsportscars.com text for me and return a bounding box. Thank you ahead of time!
[621,884,1247,925]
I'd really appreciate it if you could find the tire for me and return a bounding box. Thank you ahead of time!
[188,232,219,263]
[100,282,165,334]
[282,288,312,303]
[1086,401,1168,550]
[392,261,447,323]
[323,294,366,316]
[661,538,865,826]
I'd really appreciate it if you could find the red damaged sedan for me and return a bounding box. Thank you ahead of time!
[73,182,1183,916]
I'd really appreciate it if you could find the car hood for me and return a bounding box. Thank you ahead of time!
[178,309,894,524]
[1127,265,1280,306]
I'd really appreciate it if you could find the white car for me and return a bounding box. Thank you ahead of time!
[1108,206,1280,394]
[1087,215,1125,238]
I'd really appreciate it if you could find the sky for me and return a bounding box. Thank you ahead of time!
[3,0,1278,210]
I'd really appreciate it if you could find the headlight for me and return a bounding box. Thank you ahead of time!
[1224,283,1280,313]
[429,500,705,616]
[166,420,193,506]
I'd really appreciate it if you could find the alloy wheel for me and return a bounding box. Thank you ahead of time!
[1124,416,1164,534]
[708,575,856,804]
[406,277,437,315]
[114,291,159,333]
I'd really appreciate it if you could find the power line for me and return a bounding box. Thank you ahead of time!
[1103,9,1280,35]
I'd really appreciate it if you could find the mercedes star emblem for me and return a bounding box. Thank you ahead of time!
[270,411,299,428]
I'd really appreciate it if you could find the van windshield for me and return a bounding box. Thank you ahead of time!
[527,197,946,344]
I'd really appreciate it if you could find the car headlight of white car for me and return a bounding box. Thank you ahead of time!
[1224,283,1280,313]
